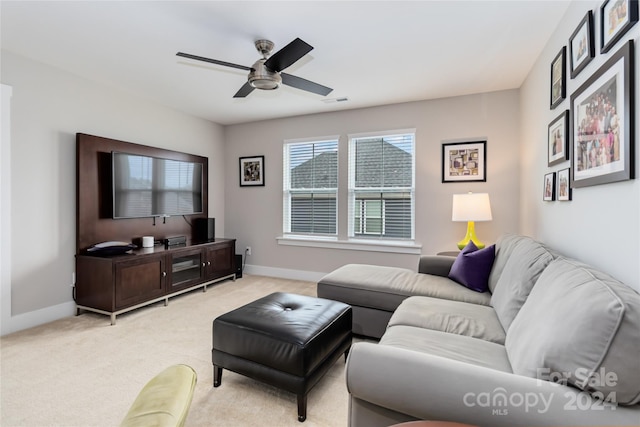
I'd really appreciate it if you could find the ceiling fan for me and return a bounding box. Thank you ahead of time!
[176,38,333,98]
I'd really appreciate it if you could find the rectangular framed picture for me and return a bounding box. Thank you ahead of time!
[548,110,569,166]
[441,140,486,183]
[600,0,638,53]
[543,172,556,201]
[550,46,566,109]
[570,40,635,188]
[239,155,265,187]
[557,168,572,201]
[570,11,595,78]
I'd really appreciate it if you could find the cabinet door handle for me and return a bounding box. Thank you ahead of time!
[202,262,206,267]
[162,271,167,277]
[207,261,211,266]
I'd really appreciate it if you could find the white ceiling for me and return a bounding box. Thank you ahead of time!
[1,1,570,125]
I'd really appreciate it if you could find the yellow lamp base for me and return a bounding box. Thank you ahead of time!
[457,221,485,250]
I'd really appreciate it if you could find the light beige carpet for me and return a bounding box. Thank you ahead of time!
[0,275,354,427]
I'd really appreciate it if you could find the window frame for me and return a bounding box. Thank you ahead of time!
[348,129,416,242]
[282,136,339,238]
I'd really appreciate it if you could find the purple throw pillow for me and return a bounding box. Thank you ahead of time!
[448,241,496,292]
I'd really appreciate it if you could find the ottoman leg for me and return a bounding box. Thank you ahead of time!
[213,365,222,387]
[297,394,307,422]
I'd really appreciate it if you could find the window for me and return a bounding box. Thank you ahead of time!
[349,131,415,240]
[283,138,339,236]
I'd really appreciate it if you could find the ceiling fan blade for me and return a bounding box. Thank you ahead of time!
[233,82,255,98]
[281,73,333,96]
[176,52,252,71]
[264,38,313,72]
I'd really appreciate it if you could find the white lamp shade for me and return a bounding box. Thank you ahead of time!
[452,193,492,222]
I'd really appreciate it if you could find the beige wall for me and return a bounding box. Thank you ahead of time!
[1,51,225,333]
[519,2,640,291]
[224,90,521,280]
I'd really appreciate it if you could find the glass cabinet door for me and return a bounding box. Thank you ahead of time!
[169,249,203,291]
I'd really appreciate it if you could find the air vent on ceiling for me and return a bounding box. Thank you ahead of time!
[322,97,349,104]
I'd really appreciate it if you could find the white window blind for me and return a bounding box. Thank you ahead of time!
[283,139,338,236]
[349,132,415,240]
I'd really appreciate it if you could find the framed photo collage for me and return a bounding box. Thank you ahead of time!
[544,0,637,202]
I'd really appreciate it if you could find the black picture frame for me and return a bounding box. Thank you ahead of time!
[441,140,487,183]
[557,168,572,201]
[600,0,638,54]
[570,11,595,78]
[570,40,634,188]
[550,47,566,109]
[543,172,556,201]
[548,110,569,166]
[239,155,265,187]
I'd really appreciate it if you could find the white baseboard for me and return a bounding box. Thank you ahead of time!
[242,264,327,283]
[1,301,76,336]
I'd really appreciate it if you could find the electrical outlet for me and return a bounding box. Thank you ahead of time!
[246,246,252,256]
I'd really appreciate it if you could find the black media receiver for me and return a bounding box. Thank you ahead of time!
[165,236,187,246]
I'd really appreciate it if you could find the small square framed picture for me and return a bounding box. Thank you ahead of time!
[557,168,572,201]
[239,155,265,187]
[548,110,569,166]
[543,172,556,201]
[569,10,595,78]
[600,0,638,53]
[441,140,487,183]
[550,47,566,109]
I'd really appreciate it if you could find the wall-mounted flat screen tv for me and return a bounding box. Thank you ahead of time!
[112,152,203,219]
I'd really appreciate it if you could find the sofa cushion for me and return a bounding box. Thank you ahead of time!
[388,296,506,344]
[318,264,491,313]
[487,233,523,293]
[506,257,640,405]
[418,255,456,277]
[381,325,512,373]
[490,236,555,331]
[448,242,496,292]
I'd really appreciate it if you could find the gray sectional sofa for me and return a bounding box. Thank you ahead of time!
[316,234,640,427]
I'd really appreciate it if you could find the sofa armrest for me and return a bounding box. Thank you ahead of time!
[121,364,197,427]
[418,255,455,277]
[346,342,636,427]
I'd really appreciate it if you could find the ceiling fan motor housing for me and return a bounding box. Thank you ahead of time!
[249,59,281,90]
[254,39,275,57]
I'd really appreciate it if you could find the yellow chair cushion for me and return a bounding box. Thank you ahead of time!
[120,364,197,427]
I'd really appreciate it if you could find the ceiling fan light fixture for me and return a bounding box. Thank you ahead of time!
[249,76,281,90]
[248,59,282,90]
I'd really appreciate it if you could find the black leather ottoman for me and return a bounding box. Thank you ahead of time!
[212,292,352,422]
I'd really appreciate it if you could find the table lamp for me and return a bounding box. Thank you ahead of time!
[452,192,492,250]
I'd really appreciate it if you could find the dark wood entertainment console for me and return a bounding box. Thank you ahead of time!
[76,239,236,324]
[75,133,236,324]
